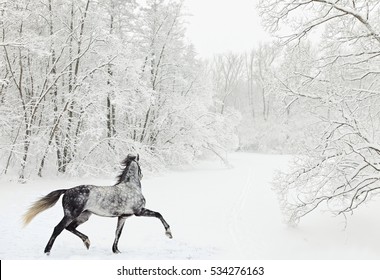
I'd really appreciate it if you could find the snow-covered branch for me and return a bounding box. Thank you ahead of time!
[259,0,380,224]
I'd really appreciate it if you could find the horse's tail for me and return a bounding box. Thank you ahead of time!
[22,189,67,227]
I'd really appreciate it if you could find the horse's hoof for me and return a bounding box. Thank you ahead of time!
[165,229,173,239]
[112,247,121,254]
[45,251,50,256]
[84,238,90,249]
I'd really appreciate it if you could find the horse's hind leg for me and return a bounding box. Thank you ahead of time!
[135,208,172,238]
[44,215,74,255]
[44,188,89,255]
[66,210,92,249]
[112,215,132,254]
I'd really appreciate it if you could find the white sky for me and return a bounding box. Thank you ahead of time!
[183,0,270,58]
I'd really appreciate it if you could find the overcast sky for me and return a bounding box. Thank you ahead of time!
[183,0,270,58]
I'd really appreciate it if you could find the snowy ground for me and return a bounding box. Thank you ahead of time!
[1,152,380,260]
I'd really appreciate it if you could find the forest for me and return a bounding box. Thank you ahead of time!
[2,0,380,225]
[0,0,239,180]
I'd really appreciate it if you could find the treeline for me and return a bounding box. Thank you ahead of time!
[0,0,238,180]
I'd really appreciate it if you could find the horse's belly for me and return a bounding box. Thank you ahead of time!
[86,205,135,217]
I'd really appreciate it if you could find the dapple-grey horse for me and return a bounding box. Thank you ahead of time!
[23,154,172,255]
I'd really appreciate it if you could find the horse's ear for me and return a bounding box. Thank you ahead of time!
[136,153,140,161]
[127,154,136,160]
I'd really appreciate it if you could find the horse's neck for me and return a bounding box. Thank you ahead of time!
[124,162,141,187]
[126,175,141,188]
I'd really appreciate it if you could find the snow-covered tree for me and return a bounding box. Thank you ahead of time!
[259,0,380,224]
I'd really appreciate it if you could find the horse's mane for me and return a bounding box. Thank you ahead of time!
[115,155,136,185]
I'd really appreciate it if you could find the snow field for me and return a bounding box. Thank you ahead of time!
[1,152,380,259]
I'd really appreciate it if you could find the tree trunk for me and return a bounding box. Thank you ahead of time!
[62,0,91,173]
[107,12,116,146]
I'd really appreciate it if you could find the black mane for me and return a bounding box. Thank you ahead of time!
[115,155,136,185]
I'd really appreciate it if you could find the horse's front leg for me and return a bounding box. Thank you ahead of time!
[112,215,131,253]
[135,208,172,239]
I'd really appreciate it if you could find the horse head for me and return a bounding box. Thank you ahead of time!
[116,153,143,185]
